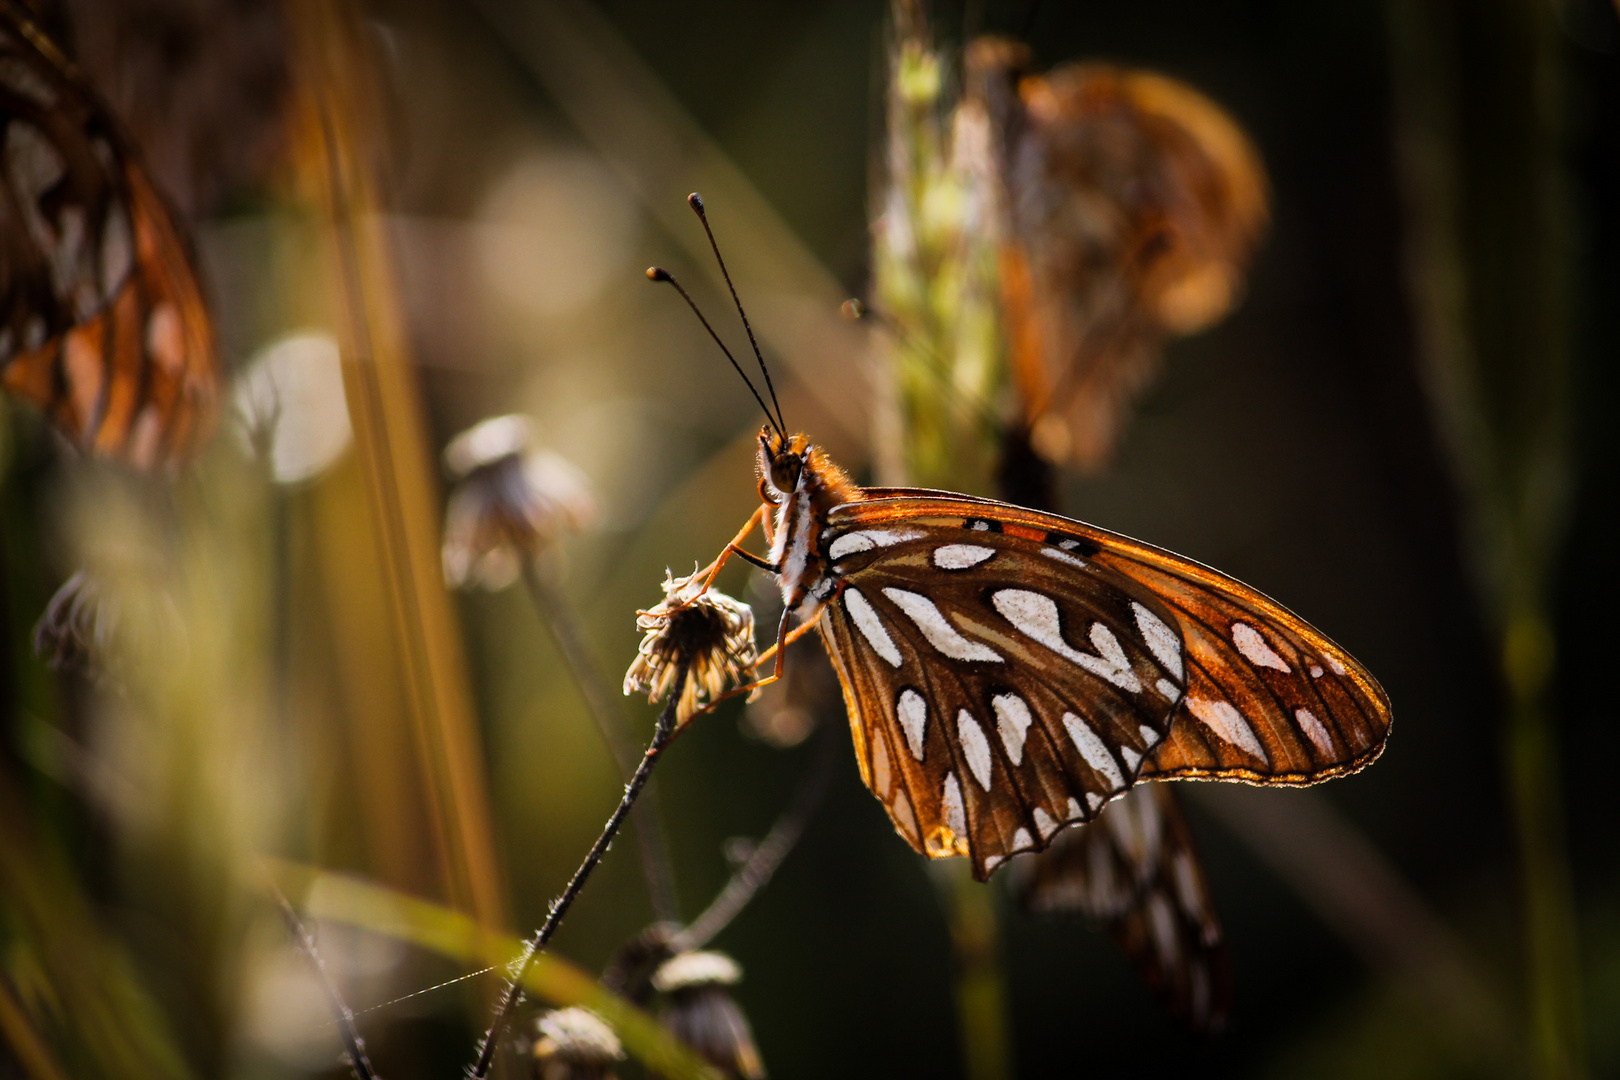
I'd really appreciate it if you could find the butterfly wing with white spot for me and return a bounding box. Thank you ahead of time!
[0,8,218,471]
[817,514,1188,879]
[841,492,1391,788]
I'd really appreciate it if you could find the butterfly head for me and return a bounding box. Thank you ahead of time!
[756,427,810,502]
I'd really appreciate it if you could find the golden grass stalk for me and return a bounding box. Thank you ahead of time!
[281,0,505,930]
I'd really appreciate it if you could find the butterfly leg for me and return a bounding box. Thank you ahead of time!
[693,505,773,591]
[681,595,833,723]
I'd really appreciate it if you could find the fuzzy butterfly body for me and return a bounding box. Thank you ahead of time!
[0,4,217,471]
[752,428,1391,881]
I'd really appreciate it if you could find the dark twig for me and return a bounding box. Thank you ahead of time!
[521,558,681,923]
[470,672,687,1079]
[273,886,379,1080]
[671,720,837,953]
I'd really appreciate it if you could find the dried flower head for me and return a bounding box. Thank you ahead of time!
[650,951,764,1080]
[34,570,116,675]
[533,1008,623,1080]
[623,569,756,726]
[441,415,597,590]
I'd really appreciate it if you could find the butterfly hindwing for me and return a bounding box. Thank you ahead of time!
[818,510,1190,879]
[1012,784,1231,1033]
[821,490,1390,877]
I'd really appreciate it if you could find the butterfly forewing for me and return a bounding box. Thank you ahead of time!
[0,7,217,471]
[819,490,1389,878]
[1012,784,1231,1032]
[818,510,1190,878]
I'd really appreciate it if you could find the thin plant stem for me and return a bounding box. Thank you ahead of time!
[672,720,837,952]
[471,672,686,1079]
[273,887,379,1080]
[521,558,681,923]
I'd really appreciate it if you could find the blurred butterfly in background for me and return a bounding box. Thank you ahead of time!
[0,1,218,472]
[649,197,1390,885]
[1011,782,1230,1033]
[959,36,1269,472]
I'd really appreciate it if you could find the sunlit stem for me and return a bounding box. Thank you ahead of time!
[521,557,681,924]
[470,671,686,1079]
[274,887,378,1080]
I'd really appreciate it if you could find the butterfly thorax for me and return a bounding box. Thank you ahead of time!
[757,429,861,615]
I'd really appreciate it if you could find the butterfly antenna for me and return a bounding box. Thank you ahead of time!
[646,266,784,439]
[686,193,786,434]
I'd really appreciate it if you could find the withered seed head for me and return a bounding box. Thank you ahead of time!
[441,415,597,590]
[623,569,756,727]
[533,1007,623,1080]
[650,951,764,1080]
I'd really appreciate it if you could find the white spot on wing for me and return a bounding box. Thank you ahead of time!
[991,693,1033,766]
[983,855,1004,873]
[957,710,993,791]
[829,528,924,560]
[1149,893,1179,966]
[1120,745,1142,770]
[1233,622,1291,672]
[1310,664,1324,678]
[1132,602,1183,681]
[1156,677,1182,702]
[891,790,918,842]
[1327,655,1347,676]
[883,588,1004,662]
[942,773,966,838]
[1033,807,1059,838]
[1139,724,1161,746]
[845,588,902,667]
[827,532,874,560]
[1062,712,1125,790]
[1066,797,1085,820]
[933,544,996,569]
[993,590,1141,692]
[1087,792,1105,811]
[1040,547,1087,568]
[1058,539,1083,551]
[1012,828,1034,851]
[1295,708,1334,756]
[871,730,891,796]
[898,689,928,761]
[1186,697,1269,763]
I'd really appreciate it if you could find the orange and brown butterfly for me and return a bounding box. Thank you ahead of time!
[648,195,1390,883]
[1011,783,1231,1033]
[0,2,217,472]
[959,36,1269,472]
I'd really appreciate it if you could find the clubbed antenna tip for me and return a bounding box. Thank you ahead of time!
[647,266,672,282]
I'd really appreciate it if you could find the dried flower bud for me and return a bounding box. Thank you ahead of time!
[623,570,756,727]
[533,1008,623,1080]
[33,566,184,681]
[34,570,116,675]
[441,415,597,590]
[650,952,764,1080]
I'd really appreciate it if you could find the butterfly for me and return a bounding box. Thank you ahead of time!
[651,195,1390,883]
[959,36,1269,472]
[1010,783,1230,1033]
[0,2,218,472]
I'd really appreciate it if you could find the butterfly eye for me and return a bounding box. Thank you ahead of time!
[769,454,801,493]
